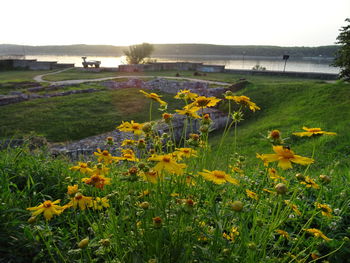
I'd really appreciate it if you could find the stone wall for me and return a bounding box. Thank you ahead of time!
[0,59,74,70]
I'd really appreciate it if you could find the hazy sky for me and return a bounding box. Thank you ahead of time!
[2,0,349,47]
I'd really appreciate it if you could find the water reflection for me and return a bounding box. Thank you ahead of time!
[26,55,339,74]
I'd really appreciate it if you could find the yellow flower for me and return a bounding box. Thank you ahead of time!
[92,197,110,210]
[185,96,221,109]
[315,202,332,218]
[148,154,186,175]
[27,200,65,221]
[284,200,302,216]
[246,189,259,200]
[82,174,111,189]
[153,216,162,227]
[114,149,139,162]
[121,139,136,147]
[67,184,79,195]
[162,113,173,123]
[257,145,314,170]
[198,169,239,185]
[293,127,337,137]
[69,162,93,174]
[223,227,239,242]
[268,168,286,182]
[174,89,199,100]
[174,148,198,159]
[175,107,201,119]
[91,164,110,176]
[263,188,276,195]
[225,95,260,112]
[140,170,164,184]
[69,193,93,210]
[268,130,281,140]
[117,121,144,136]
[275,229,290,239]
[139,90,167,105]
[94,149,116,164]
[304,228,331,241]
[300,176,320,189]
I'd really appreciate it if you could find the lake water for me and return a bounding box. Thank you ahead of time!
[26,55,339,74]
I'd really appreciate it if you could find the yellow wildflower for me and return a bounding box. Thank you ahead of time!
[27,200,65,221]
[91,164,110,176]
[198,169,239,185]
[174,89,198,100]
[162,113,173,123]
[117,120,144,136]
[185,96,221,109]
[92,197,110,210]
[139,90,167,105]
[263,188,276,195]
[69,193,93,210]
[175,107,201,119]
[69,162,93,174]
[300,176,320,189]
[115,149,139,162]
[148,154,186,175]
[257,145,314,170]
[268,168,286,182]
[284,200,302,216]
[304,228,331,241]
[140,170,164,184]
[225,95,260,112]
[82,174,111,189]
[246,189,259,200]
[121,139,136,147]
[268,130,281,140]
[315,202,332,218]
[293,127,337,137]
[275,229,290,239]
[174,147,198,159]
[94,149,115,164]
[67,184,79,195]
[153,216,162,227]
[223,227,239,242]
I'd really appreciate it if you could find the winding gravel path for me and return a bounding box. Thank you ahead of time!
[33,70,232,86]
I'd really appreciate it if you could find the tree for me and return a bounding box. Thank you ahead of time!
[123,43,154,64]
[333,18,350,80]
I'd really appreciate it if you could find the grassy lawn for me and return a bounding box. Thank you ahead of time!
[41,68,321,84]
[42,68,120,81]
[0,70,52,84]
[0,87,184,142]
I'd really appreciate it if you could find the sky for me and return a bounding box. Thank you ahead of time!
[1,0,349,47]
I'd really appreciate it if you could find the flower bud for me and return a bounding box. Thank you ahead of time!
[275,183,288,194]
[142,123,152,133]
[78,237,89,249]
[28,216,37,224]
[99,238,111,247]
[140,201,150,209]
[200,125,209,133]
[153,216,162,228]
[230,201,244,212]
[295,173,305,181]
[319,174,331,184]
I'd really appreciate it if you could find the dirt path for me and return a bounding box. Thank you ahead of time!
[33,70,232,86]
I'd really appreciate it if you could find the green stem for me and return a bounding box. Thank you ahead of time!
[149,101,153,122]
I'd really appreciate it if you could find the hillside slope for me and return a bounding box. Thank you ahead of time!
[211,80,350,170]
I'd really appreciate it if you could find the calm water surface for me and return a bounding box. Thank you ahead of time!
[26,55,339,74]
